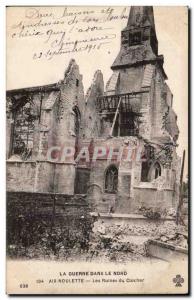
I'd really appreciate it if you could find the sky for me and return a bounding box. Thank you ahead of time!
[6,6,188,178]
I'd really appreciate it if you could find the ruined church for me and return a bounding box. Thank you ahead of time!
[7,6,180,213]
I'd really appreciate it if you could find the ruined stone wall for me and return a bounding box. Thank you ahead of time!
[116,168,132,213]
[7,159,76,195]
[81,70,104,139]
[34,161,55,192]
[133,186,174,211]
[53,163,75,194]
[6,59,86,195]
[7,161,36,192]
[31,92,48,159]
[57,59,84,144]
[6,90,60,193]
[53,60,85,194]
[118,66,143,93]
[86,134,177,213]
[138,92,152,139]
[7,161,56,193]
[150,66,178,141]
[6,91,41,160]
[8,60,86,194]
[150,67,163,138]
[31,91,60,161]
[86,137,142,213]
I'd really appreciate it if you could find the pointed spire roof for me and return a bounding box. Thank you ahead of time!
[127,6,156,30]
[111,6,160,70]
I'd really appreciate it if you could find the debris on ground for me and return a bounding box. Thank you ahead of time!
[90,219,188,263]
[7,216,188,261]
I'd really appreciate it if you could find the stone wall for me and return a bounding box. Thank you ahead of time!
[139,92,152,139]
[118,66,143,93]
[54,163,75,194]
[7,161,37,192]
[7,161,75,194]
[84,137,147,213]
[6,161,56,193]
[7,191,92,258]
[7,191,88,216]
[81,70,104,139]
[133,186,174,211]
[57,59,85,144]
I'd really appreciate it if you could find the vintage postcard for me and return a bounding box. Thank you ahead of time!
[6,6,189,294]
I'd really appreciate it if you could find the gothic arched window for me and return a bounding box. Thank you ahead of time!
[154,162,161,179]
[72,106,81,137]
[105,165,118,194]
[11,99,37,159]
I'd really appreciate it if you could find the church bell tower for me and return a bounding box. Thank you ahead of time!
[112,6,159,70]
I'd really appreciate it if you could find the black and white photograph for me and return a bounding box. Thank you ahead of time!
[5,5,189,294]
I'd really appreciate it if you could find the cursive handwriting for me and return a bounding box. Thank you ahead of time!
[9,6,128,60]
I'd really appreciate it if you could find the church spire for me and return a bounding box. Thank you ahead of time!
[111,6,159,70]
[127,6,156,31]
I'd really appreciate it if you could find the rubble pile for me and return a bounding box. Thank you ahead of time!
[107,223,157,236]
[137,206,177,219]
[87,221,148,262]
[154,223,188,249]
[88,234,146,262]
[88,219,188,262]
[92,220,178,237]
